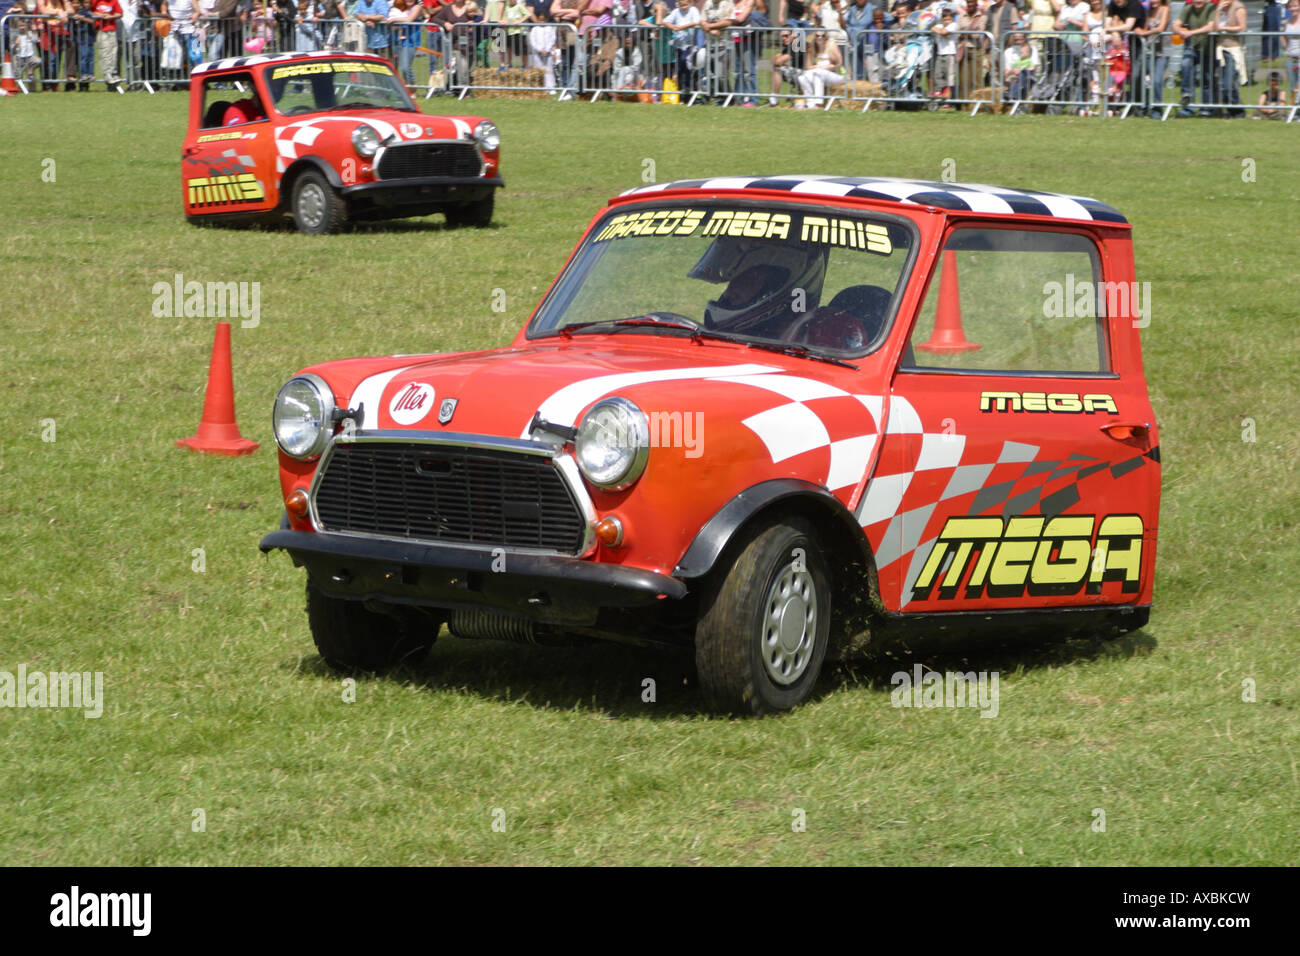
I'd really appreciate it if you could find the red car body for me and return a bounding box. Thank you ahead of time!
[182,51,501,233]
[262,175,1160,713]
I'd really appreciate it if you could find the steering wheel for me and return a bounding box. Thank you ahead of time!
[284,105,315,115]
[785,307,873,352]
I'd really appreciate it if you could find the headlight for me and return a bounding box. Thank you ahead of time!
[575,397,649,490]
[351,124,379,158]
[473,120,500,152]
[273,373,335,460]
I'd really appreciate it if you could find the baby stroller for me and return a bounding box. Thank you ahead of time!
[1029,54,1086,113]
[885,9,937,102]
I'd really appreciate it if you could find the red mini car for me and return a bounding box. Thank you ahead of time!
[261,175,1160,714]
[182,51,501,233]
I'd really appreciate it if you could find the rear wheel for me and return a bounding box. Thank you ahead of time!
[445,192,494,228]
[694,517,831,715]
[291,170,346,235]
[305,582,440,672]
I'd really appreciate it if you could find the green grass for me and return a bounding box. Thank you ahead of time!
[1,93,1297,865]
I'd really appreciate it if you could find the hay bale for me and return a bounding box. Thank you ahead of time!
[831,80,886,109]
[969,86,1004,114]
[468,67,551,99]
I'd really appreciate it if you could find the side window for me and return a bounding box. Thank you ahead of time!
[903,228,1109,374]
[200,74,266,130]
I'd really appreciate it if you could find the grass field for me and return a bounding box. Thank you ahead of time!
[1,93,1297,866]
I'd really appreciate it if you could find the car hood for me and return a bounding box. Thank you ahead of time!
[304,338,874,441]
[284,110,484,143]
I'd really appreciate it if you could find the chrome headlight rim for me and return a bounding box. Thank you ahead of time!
[473,120,500,152]
[575,396,649,491]
[351,123,380,158]
[273,373,336,460]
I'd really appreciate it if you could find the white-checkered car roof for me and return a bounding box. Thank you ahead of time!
[191,51,389,76]
[621,175,1127,224]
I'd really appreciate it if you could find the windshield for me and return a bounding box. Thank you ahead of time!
[528,203,915,356]
[265,59,417,115]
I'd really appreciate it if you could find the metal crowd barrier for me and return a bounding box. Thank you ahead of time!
[3,9,1295,122]
[994,29,1299,122]
[434,20,583,100]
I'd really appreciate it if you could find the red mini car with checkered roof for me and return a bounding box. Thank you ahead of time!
[182,50,501,233]
[261,174,1160,714]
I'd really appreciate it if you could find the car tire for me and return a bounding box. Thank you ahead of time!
[694,517,831,715]
[290,170,346,235]
[305,581,439,672]
[445,193,494,228]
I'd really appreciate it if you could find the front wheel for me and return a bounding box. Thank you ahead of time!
[291,169,346,235]
[444,192,494,228]
[305,582,440,672]
[694,517,831,715]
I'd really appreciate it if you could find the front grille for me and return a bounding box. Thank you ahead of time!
[313,442,586,555]
[375,142,482,180]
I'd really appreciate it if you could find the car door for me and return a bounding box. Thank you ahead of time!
[867,222,1159,614]
[182,71,277,217]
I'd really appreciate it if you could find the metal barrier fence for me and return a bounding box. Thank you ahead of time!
[993,29,1300,121]
[3,10,1296,123]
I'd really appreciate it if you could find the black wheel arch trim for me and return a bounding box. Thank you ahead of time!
[673,479,872,579]
[282,156,344,194]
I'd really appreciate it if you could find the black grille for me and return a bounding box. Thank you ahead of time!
[376,142,482,180]
[313,442,586,554]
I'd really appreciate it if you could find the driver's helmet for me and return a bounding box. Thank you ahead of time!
[689,238,828,334]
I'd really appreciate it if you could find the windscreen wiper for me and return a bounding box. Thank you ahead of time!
[689,329,860,369]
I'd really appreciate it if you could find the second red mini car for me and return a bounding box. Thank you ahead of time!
[182,51,501,233]
[262,175,1160,714]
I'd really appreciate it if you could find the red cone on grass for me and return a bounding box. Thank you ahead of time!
[177,321,259,455]
[1,56,19,95]
[916,249,981,354]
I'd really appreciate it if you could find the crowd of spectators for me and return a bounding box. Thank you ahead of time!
[2,0,1297,116]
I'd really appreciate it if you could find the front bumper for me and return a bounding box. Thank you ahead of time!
[341,175,503,208]
[260,529,686,626]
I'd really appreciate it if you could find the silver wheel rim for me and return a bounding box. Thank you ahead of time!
[297,182,327,230]
[761,559,817,686]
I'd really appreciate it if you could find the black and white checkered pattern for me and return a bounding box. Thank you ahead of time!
[621,176,1127,224]
[192,51,388,77]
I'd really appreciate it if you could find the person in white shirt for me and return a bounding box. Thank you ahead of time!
[663,0,701,93]
[796,27,843,106]
[930,7,957,98]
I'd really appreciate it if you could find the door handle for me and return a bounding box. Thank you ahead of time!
[1100,421,1150,441]
[183,146,199,156]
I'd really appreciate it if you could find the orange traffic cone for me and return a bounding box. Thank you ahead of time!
[1,56,20,95]
[177,321,259,455]
[916,249,981,354]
